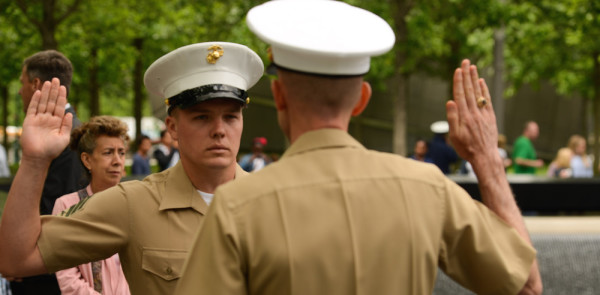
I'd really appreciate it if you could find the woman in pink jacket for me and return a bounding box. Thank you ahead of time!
[52,116,130,295]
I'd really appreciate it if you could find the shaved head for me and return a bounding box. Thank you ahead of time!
[277,69,363,118]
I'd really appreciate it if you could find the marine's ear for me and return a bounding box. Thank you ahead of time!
[351,81,371,116]
[165,115,178,141]
[271,79,287,112]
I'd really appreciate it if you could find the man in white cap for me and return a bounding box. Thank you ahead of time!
[0,42,264,295]
[427,120,459,174]
[176,1,541,295]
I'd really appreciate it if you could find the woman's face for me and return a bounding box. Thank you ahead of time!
[82,135,127,191]
[575,140,587,155]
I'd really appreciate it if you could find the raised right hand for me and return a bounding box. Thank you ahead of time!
[446,59,500,172]
[20,78,72,163]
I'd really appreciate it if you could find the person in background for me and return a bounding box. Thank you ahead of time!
[512,121,543,174]
[0,41,263,295]
[546,147,573,179]
[239,136,272,172]
[12,49,88,295]
[568,134,593,178]
[0,144,10,178]
[465,133,512,177]
[176,1,541,294]
[427,120,459,174]
[131,135,151,176]
[410,139,433,163]
[498,134,512,169]
[52,116,130,295]
[0,276,9,295]
[153,130,179,171]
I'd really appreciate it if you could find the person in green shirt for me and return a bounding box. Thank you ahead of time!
[512,121,544,174]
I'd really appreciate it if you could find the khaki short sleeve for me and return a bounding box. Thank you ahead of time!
[438,178,536,294]
[38,185,129,273]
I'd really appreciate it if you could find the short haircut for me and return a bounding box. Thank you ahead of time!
[70,116,130,155]
[136,135,151,147]
[524,121,536,132]
[70,116,129,178]
[277,68,363,117]
[415,139,428,147]
[23,50,73,94]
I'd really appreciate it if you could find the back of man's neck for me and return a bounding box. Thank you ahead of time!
[288,115,349,144]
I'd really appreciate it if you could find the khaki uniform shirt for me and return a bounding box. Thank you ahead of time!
[38,162,246,295]
[177,129,536,295]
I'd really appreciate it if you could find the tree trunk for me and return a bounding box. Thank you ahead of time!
[447,41,462,101]
[16,0,81,50]
[40,24,58,50]
[89,47,100,116]
[40,0,58,50]
[391,0,414,156]
[133,38,144,144]
[1,85,7,151]
[593,51,600,176]
[393,74,408,156]
[492,27,506,134]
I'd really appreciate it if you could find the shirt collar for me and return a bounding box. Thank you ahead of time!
[159,161,246,214]
[281,128,365,159]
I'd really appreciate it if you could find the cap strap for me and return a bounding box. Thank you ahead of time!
[167,84,248,114]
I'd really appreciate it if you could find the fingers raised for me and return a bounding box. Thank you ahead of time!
[453,67,467,110]
[26,90,41,117]
[479,78,493,109]
[45,78,61,116]
[446,100,459,139]
[53,83,67,118]
[61,112,73,136]
[461,60,477,110]
[25,78,66,118]
[37,81,52,114]
[469,65,483,101]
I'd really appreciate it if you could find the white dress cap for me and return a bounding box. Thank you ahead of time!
[144,42,264,114]
[247,0,395,76]
[430,121,449,134]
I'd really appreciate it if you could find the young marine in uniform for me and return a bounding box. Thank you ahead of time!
[0,42,264,295]
[176,1,542,294]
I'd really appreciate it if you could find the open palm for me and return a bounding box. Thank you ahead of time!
[20,78,72,162]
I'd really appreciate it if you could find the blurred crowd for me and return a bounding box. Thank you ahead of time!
[411,120,597,179]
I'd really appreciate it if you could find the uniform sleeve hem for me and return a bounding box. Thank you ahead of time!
[500,243,537,295]
[37,221,60,273]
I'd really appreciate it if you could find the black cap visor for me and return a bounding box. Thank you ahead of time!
[167,84,247,114]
